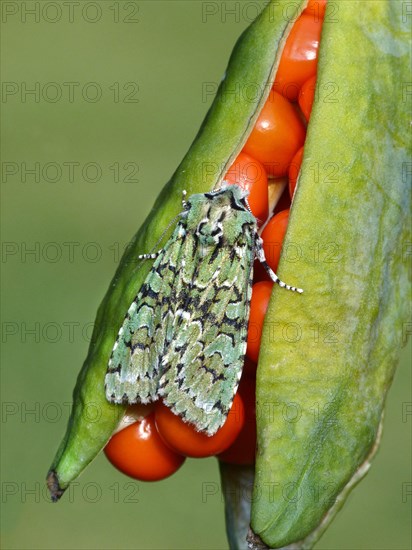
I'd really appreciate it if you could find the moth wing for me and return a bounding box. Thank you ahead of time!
[158,228,254,435]
[105,224,185,404]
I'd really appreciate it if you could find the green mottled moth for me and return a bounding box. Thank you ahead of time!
[105,185,302,435]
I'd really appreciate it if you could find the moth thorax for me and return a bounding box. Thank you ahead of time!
[196,218,224,246]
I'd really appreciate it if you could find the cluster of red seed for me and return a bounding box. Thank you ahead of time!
[104,0,327,481]
[220,0,326,466]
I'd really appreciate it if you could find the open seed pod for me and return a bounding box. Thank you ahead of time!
[47,1,410,548]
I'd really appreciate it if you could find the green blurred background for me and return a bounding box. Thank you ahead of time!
[1,1,411,548]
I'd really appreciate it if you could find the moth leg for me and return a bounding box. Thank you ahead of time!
[138,251,162,260]
[255,234,303,294]
[139,195,188,262]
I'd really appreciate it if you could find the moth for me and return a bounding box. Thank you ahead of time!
[105,184,302,435]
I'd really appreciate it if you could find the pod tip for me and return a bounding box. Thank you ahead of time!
[46,470,65,502]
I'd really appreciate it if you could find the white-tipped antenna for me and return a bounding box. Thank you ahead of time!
[181,189,188,210]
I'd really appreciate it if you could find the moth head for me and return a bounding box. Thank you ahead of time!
[186,185,255,248]
[220,182,250,202]
[219,183,255,216]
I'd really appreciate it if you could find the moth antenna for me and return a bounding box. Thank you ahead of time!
[181,189,188,210]
[244,195,253,215]
[242,193,265,225]
[255,234,303,294]
[138,199,188,262]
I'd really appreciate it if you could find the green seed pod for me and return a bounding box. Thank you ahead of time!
[47,3,410,550]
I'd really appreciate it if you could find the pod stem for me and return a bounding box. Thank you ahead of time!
[219,461,255,550]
